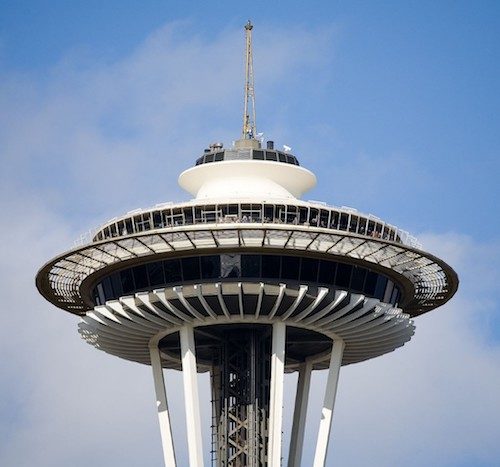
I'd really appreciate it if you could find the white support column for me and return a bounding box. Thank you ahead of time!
[149,344,177,467]
[180,325,204,467]
[313,339,345,467]
[268,322,286,467]
[288,359,313,467]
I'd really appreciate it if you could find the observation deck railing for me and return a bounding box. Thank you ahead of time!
[73,202,421,250]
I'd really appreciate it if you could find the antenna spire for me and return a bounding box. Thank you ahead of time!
[242,20,256,140]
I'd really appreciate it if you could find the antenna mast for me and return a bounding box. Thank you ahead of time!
[242,20,256,140]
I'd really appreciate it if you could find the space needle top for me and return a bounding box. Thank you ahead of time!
[35,21,459,466]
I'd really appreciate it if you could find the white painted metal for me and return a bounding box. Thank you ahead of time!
[178,160,316,200]
[180,325,204,467]
[78,283,414,367]
[313,339,345,467]
[288,359,313,467]
[268,322,286,467]
[149,343,177,467]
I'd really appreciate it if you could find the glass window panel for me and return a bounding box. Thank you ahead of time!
[147,261,165,287]
[110,273,122,298]
[201,255,220,279]
[262,255,280,278]
[319,210,329,228]
[349,216,358,233]
[265,151,277,161]
[364,271,378,296]
[125,219,133,234]
[215,151,224,161]
[97,283,105,304]
[253,150,264,160]
[120,269,135,294]
[164,259,182,283]
[221,254,241,278]
[358,218,367,235]
[286,155,295,164]
[241,255,261,278]
[309,208,319,226]
[205,154,214,163]
[281,256,300,280]
[278,152,286,162]
[374,275,388,300]
[103,277,113,300]
[182,257,200,281]
[300,257,319,282]
[133,265,149,290]
[264,205,274,222]
[330,211,339,229]
[318,260,337,284]
[351,266,366,292]
[153,211,163,228]
[339,213,349,230]
[335,263,352,288]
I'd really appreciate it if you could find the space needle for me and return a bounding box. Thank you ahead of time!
[36,21,458,467]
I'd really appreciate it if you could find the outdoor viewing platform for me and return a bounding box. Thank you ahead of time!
[89,200,420,248]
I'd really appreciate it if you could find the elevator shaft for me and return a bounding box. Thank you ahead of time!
[210,327,271,467]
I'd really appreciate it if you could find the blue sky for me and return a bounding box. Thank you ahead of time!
[0,1,499,466]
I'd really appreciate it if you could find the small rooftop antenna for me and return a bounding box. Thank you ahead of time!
[242,20,256,140]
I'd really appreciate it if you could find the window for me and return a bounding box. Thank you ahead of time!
[120,269,135,294]
[281,256,300,280]
[336,263,352,288]
[262,255,280,278]
[351,266,366,292]
[164,259,182,283]
[241,255,260,278]
[182,257,200,281]
[201,255,220,279]
[221,254,241,278]
[300,258,318,282]
[278,152,286,162]
[265,151,277,161]
[318,260,336,284]
[147,262,165,287]
[133,265,149,290]
[215,152,224,161]
[253,150,264,160]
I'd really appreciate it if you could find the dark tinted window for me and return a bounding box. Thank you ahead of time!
[336,263,352,288]
[253,150,264,160]
[265,151,277,161]
[205,154,214,163]
[103,276,113,299]
[147,262,165,287]
[262,255,280,278]
[241,255,261,277]
[300,258,318,282]
[110,274,122,298]
[351,266,366,292]
[318,260,336,283]
[215,152,224,161]
[164,259,182,283]
[278,152,286,162]
[221,254,241,278]
[133,265,149,289]
[120,269,135,294]
[182,257,200,280]
[364,271,378,296]
[374,276,388,300]
[201,255,220,279]
[281,256,300,280]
